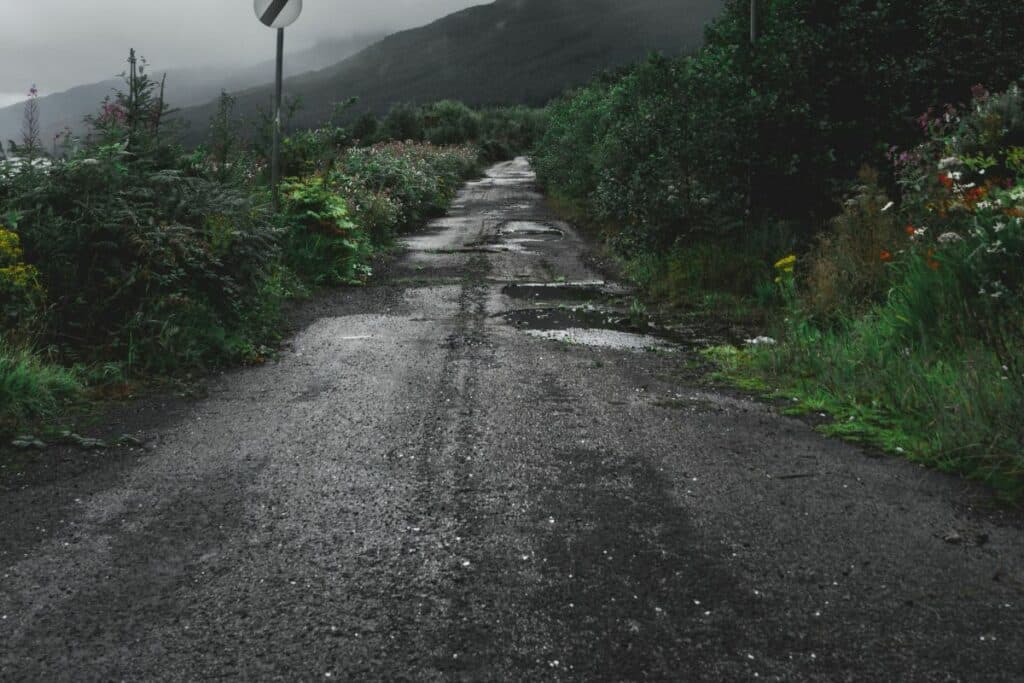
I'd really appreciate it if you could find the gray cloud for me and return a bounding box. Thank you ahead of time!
[1,0,482,95]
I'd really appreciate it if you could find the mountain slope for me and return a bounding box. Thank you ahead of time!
[0,34,384,150]
[177,0,724,141]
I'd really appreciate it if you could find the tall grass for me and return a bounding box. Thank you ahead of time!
[0,343,81,429]
[750,309,1024,497]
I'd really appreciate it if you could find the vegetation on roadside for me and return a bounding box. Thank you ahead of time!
[734,85,1024,499]
[0,55,532,437]
[534,0,1024,496]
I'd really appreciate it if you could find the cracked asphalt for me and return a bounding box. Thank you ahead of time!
[1,159,1023,681]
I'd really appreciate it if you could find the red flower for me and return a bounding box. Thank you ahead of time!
[880,250,893,262]
[938,173,954,189]
[905,224,916,236]
[964,186,988,205]
[927,249,941,271]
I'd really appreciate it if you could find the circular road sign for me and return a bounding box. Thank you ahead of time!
[254,0,303,29]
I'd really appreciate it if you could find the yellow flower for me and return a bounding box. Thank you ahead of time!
[774,254,797,273]
[0,263,41,290]
[0,227,25,267]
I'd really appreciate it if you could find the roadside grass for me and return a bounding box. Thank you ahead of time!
[0,343,82,433]
[702,332,1024,503]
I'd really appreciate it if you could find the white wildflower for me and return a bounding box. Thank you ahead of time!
[937,232,963,244]
[881,201,895,213]
[938,157,959,169]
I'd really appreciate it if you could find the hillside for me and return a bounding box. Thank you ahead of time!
[175,0,724,141]
[0,34,384,149]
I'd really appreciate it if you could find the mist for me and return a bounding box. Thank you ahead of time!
[1,0,483,98]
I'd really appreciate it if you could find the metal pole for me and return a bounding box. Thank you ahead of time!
[750,0,759,45]
[272,27,284,213]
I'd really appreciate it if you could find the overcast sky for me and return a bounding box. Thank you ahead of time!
[0,0,482,106]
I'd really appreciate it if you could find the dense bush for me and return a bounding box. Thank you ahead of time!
[375,102,545,162]
[0,55,488,433]
[536,0,1024,269]
[1,63,284,372]
[280,176,370,287]
[0,225,45,339]
[339,142,479,234]
[750,85,1024,496]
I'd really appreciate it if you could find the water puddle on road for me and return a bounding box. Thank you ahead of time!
[502,306,688,352]
[498,221,565,241]
[501,282,751,351]
[502,282,626,303]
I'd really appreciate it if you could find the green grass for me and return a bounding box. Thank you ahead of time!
[0,343,82,433]
[703,317,1024,502]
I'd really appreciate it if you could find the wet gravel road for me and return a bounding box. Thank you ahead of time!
[2,159,1023,681]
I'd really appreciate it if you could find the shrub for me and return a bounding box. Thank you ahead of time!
[381,104,425,142]
[340,142,479,233]
[0,225,45,338]
[802,168,902,319]
[750,84,1024,496]
[535,0,1024,265]
[280,176,371,287]
[423,100,481,147]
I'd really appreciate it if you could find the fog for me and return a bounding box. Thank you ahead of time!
[1,0,483,98]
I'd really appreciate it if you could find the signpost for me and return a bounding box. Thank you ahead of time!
[254,0,303,213]
[750,0,759,44]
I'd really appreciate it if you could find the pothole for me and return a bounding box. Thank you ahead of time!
[498,221,564,241]
[502,281,626,303]
[525,327,676,351]
[502,307,688,352]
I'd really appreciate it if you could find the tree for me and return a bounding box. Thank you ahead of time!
[20,85,41,162]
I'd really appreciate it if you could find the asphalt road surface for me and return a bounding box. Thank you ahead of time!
[1,159,1022,681]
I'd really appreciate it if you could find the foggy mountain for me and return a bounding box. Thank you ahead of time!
[175,0,726,142]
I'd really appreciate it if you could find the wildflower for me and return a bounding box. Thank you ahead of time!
[927,249,941,270]
[774,255,797,273]
[905,224,916,236]
[938,157,959,170]
[880,250,893,262]
[881,201,895,213]
[937,232,962,244]
[938,173,954,189]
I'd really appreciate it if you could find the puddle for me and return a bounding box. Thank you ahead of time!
[502,282,625,303]
[498,221,564,241]
[503,307,687,352]
[524,327,676,351]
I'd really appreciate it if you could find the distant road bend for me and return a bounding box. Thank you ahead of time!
[1,159,1022,680]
